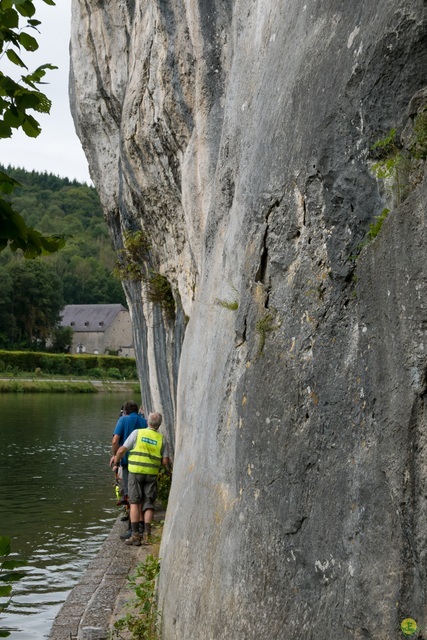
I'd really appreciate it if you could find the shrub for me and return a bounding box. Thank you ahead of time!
[0,350,138,378]
[123,367,138,380]
[157,469,172,508]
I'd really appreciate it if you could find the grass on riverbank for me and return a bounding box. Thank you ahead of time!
[0,380,99,393]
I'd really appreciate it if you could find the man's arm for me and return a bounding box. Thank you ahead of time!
[113,429,138,470]
[112,445,128,471]
[109,434,121,467]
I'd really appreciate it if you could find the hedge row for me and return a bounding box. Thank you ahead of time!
[0,350,138,378]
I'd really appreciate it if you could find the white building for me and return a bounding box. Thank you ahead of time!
[60,304,135,357]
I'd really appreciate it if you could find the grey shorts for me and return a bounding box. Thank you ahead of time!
[128,473,158,510]
[120,466,129,497]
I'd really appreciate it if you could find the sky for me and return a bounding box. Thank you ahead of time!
[0,0,92,184]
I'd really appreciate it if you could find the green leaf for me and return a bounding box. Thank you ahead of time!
[42,0,56,5]
[0,120,12,138]
[0,629,11,637]
[1,560,26,570]
[23,63,57,85]
[16,1,36,18]
[0,537,11,556]
[0,171,21,194]
[30,92,51,114]
[0,585,12,597]
[0,572,26,583]
[0,74,21,97]
[0,206,28,239]
[0,8,19,29]
[4,105,24,128]
[5,48,27,68]
[0,197,15,218]
[21,113,40,137]
[15,90,42,109]
[39,234,66,253]
[18,31,38,51]
[27,19,41,27]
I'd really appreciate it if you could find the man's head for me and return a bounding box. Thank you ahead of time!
[148,412,162,430]
[123,401,139,415]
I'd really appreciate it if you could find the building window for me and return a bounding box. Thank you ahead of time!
[76,344,86,354]
[93,349,99,355]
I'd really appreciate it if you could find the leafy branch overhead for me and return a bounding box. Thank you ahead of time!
[0,0,66,257]
[0,535,26,638]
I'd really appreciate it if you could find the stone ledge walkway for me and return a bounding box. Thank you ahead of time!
[48,515,157,640]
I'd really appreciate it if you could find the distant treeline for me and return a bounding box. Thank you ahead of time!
[0,350,138,379]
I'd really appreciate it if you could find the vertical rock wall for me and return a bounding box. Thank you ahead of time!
[70,0,427,637]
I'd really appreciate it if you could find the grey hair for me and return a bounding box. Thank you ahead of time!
[148,412,162,429]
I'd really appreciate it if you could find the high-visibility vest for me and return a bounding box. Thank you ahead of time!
[128,428,164,475]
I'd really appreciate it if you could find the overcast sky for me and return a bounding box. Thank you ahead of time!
[0,0,92,184]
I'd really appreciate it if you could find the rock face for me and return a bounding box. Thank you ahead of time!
[70,1,427,638]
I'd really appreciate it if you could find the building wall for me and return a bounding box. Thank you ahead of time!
[72,331,105,355]
[104,309,134,357]
[70,309,134,357]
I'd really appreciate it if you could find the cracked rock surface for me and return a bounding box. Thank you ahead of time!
[71,1,427,637]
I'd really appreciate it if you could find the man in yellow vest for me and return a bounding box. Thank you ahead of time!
[113,412,170,546]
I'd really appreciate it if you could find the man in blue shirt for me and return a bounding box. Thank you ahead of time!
[110,401,147,537]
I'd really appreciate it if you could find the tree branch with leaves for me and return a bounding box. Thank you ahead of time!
[0,0,66,257]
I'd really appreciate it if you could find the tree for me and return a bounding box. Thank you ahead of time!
[0,267,15,347]
[0,0,66,257]
[1,260,65,348]
[50,325,73,353]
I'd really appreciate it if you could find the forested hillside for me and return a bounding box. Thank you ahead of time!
[0,165,126,349]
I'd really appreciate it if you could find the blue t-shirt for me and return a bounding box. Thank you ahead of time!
[113,412,147,465]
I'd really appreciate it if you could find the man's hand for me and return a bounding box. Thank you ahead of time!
[109,455,116,468]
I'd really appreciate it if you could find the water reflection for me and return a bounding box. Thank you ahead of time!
[0,393,125,639]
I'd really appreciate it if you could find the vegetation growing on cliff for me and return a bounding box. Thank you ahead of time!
[370,107,427,208]
[256,309,280,357]
[355,107,427,257]
[115,230,176,321]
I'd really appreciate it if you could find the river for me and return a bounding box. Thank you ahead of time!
[0,393,127,639]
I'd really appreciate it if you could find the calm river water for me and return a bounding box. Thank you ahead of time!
[0,393,125,639]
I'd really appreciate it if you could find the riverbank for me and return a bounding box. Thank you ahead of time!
[48,510,164,640]
[0,378,139,393]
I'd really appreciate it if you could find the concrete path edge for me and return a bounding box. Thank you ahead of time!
[48,516,141,640]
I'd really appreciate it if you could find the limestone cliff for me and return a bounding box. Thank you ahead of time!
[70,1,427,637]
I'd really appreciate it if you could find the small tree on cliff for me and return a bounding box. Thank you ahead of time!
[0,0,65,257]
